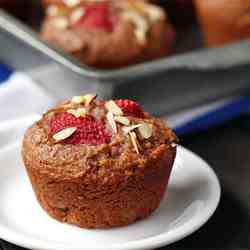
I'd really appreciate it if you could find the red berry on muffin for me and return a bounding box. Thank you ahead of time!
[50,112,111,145]
[72,3,114,32]
[115,99,145,118]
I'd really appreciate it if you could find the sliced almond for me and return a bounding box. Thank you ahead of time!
[52,17,69,29]
[47,5,68,17]
[53,127,77,142]
[67,109,78,117]
[122,11,148,44]
[106,111,117,134]
[71,94,96,105]
[70,8,85,24]
[134,29,147,44]
[84,94,97,106]
[63,0,81,7]
[62,103,73,109]
[114,116,130,126]
[145,5,165,21]
[129,132,140,154]
[122,0,145,15]
[138,123,153,139]
[124,1,165,21]
[71,95,85,104]
[67,108,86,118]
[77,107,87,116]
[122,124,142,135]
[105,100,123,116]
[47,5,59,17]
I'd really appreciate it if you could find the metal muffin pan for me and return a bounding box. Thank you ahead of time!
[0,3,250,115]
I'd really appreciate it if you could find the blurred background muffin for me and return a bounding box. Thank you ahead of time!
[41,0,176,68]
[194,0,250,47]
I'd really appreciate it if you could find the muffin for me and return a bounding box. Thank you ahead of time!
[41,0,176,68]
[195,0,250,47]
[22,94,178,229]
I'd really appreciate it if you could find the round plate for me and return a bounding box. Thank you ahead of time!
[0,116,221,250]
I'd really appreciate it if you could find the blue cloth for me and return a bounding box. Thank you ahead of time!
[0,64,12,83]
[174,96,250,136]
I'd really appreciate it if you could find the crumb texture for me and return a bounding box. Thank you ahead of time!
[22,97,177,228]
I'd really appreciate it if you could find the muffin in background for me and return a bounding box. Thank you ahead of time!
[22,94,177,229]
[195,0,250,47]
[41,0,176,68]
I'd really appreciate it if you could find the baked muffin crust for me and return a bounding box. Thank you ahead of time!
[22,95,177,228]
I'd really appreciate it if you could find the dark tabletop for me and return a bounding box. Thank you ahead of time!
[2,116,250,250]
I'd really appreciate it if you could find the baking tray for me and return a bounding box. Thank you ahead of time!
[1,3,250,115]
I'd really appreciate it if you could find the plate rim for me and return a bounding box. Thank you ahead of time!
[0,116,221,250]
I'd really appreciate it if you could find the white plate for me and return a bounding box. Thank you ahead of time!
[0,116,221,250]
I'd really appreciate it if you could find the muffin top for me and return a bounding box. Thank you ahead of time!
[42,0,173,51]
[22,94,177,184]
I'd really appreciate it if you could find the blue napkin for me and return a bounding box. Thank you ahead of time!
[173,96,250,136]
[0,64,12,83]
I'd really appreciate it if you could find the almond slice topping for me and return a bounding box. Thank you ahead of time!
[144,4,165,21]
[63,0,81,7]
[52,17,69,29]
[84,94,97,106]
[129,131,140,154]
[70,8,85,24]
[138,123,153,139]
[67,108,86,118]
[47,5,59,17]
[107,111,117,134]
[114,116,130,126]
[122,11,148,44]
[53,127,77,142]
[71,94,97,105]
[122,124,142,135]
[63,103,73,109]
[105,100,123,116]
[71,95,85,104]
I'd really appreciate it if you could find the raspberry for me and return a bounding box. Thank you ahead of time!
[74,3,113,32]
[115,99,144,118]
[49,112,111,145]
